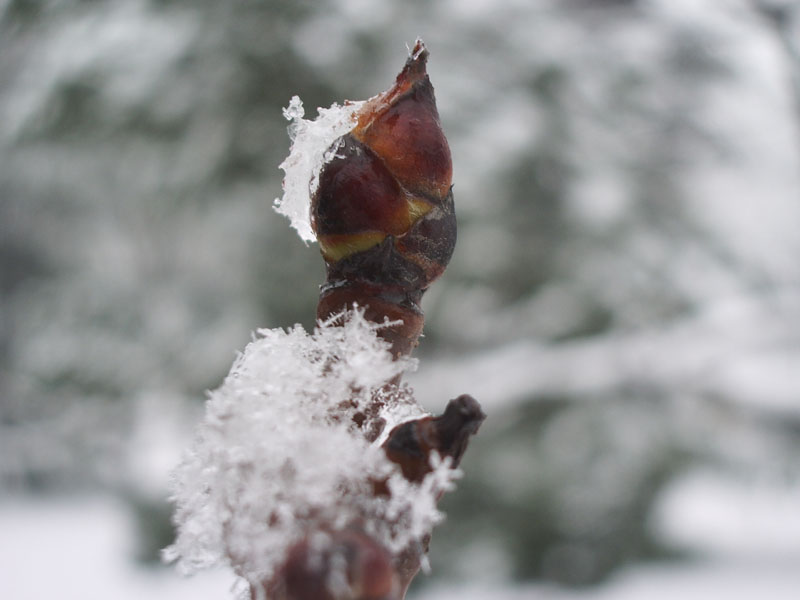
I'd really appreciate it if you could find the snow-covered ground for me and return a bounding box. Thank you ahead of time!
[2,489,798,600]
[0,497,234,600]
[416,560,800,600]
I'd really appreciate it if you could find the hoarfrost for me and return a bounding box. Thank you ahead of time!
[165,309,456,586]
[273,95,363,243]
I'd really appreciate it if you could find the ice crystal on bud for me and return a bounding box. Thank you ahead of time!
[165,310,457,587]
[282,95,305,121]
[274,95,363,243]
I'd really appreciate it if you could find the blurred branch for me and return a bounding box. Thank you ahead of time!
[752,0,800,153]
[410,290,800,423]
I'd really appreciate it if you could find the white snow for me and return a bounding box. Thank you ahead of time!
[0,497,236,600]
[409,291,800,417]
[650,469,800,560]
[273,96,363,243]
[165,310,457,587]
[416,560,800,600]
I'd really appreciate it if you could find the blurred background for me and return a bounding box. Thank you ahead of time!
[2,0,799,598]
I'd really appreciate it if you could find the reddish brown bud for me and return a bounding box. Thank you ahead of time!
[311,41,456,355]
[313,136,414,238]
[317,283,424,358]
[380,394,485,598]
[311,40,455,301]
[312,135,436,264]
[352,41,452,202]
[383,394,486,483]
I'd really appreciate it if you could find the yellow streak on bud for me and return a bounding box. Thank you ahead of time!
[319,232,387,262]
[317,198,433,262]
[407,197,434,223]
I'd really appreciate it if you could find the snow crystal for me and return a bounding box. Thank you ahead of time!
[165,310,457,587]
[273,95,363,243]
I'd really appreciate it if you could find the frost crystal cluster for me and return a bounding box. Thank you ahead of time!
[273,96,363,243]
[165,310,457,585]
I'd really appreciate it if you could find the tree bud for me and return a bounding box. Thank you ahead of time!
[312,40,456,354]
[383,394,486,483]
[311,41,456,314]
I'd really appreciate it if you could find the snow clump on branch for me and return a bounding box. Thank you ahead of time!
[274,96,364,243]
[163,309,458,587]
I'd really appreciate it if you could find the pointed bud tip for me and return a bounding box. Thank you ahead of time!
[399,39,429,86]
[448,394,486,424]
[408,39,429,64]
